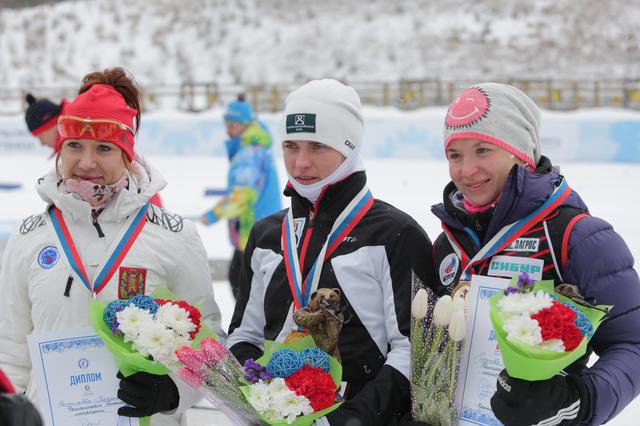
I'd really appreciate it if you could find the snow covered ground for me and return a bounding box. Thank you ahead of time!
[1,156,639,425]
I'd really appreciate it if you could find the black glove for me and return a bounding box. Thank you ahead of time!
[116,371,179,417]
[490,369,590,426]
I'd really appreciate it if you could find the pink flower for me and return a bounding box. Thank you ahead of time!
[177,366,204,388]
[176,345,206,371]
[200,337,229,366]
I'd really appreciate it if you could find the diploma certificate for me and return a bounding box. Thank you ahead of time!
[455,275,510,426]
[27,326,138,426]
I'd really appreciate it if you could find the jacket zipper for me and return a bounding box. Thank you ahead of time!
[91,210,105,238]
[64,276,73,297]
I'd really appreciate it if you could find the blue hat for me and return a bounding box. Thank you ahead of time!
[224,100,254,124]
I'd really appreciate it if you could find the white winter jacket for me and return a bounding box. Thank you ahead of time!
[0,158,225,425]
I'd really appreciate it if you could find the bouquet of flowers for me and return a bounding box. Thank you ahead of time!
[410,274,466,426]
[170,334,341,425]
[172,336,263,425]
[489,273,611,380]
[88,286,218,426]
[238,335,343,425]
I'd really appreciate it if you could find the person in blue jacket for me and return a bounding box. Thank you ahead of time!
[431,82,640,426]
[200,95,281,298]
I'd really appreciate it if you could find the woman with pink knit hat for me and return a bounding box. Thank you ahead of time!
[0,68,224,426]
[431,83,640,426]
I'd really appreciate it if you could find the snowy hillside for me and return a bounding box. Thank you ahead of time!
[1,0,640,89]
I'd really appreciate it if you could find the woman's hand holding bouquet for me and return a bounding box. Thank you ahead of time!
[488,273,611,426]
[489,273,610,380]
[88,286,217,425]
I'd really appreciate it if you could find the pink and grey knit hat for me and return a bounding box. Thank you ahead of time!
[444,83,541,169]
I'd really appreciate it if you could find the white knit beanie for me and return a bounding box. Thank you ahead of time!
[444,83,542,169]
[283,79,363,158]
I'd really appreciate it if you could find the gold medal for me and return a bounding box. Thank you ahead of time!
[452,279,471,302]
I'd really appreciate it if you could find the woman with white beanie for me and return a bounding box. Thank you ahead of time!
[227,79,435,425]
[431,83,640,426]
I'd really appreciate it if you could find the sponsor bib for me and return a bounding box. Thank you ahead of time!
[506,238,540,252]
[487,255,544,281]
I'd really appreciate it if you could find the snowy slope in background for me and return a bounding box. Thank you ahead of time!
[1,0,640,90]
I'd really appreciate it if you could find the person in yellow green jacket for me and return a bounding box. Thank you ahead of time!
[200,96,282,298]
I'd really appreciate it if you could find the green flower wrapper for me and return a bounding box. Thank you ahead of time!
[88,285,218,426]
[489,280,611,381]
[239,335,343,426]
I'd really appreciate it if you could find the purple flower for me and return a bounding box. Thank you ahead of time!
[258,370,272,380]
[110,304,126,335]
[503,287,519,296]
[242,358,272,384]
[517,272,534,291]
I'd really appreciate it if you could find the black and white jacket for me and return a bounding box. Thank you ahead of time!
[228,172,434,425]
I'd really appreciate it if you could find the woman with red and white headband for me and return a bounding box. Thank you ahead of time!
[0,68,225,426]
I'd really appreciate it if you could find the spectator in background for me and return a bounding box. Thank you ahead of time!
[0,367,43,426]
[24,93,66,149]
[200,95,282,299]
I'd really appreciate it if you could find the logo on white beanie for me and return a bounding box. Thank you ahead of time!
[283,79,363,158]
[286,113,316,133]
[444,83,541,169]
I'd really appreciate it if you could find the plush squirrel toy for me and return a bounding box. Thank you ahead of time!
[293,288,344,362]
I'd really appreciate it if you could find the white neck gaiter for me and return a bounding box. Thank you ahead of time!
[286,151,365,204]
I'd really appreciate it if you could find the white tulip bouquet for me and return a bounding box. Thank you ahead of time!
[410,274,466,426]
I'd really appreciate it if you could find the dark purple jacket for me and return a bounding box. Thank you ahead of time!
[432,158,640,425]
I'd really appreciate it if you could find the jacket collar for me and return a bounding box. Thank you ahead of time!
[284,171,368,222]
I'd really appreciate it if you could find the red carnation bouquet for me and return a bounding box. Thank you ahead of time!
[489,273,611,380]
[285,365,337,412]
[238,335,343,425]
